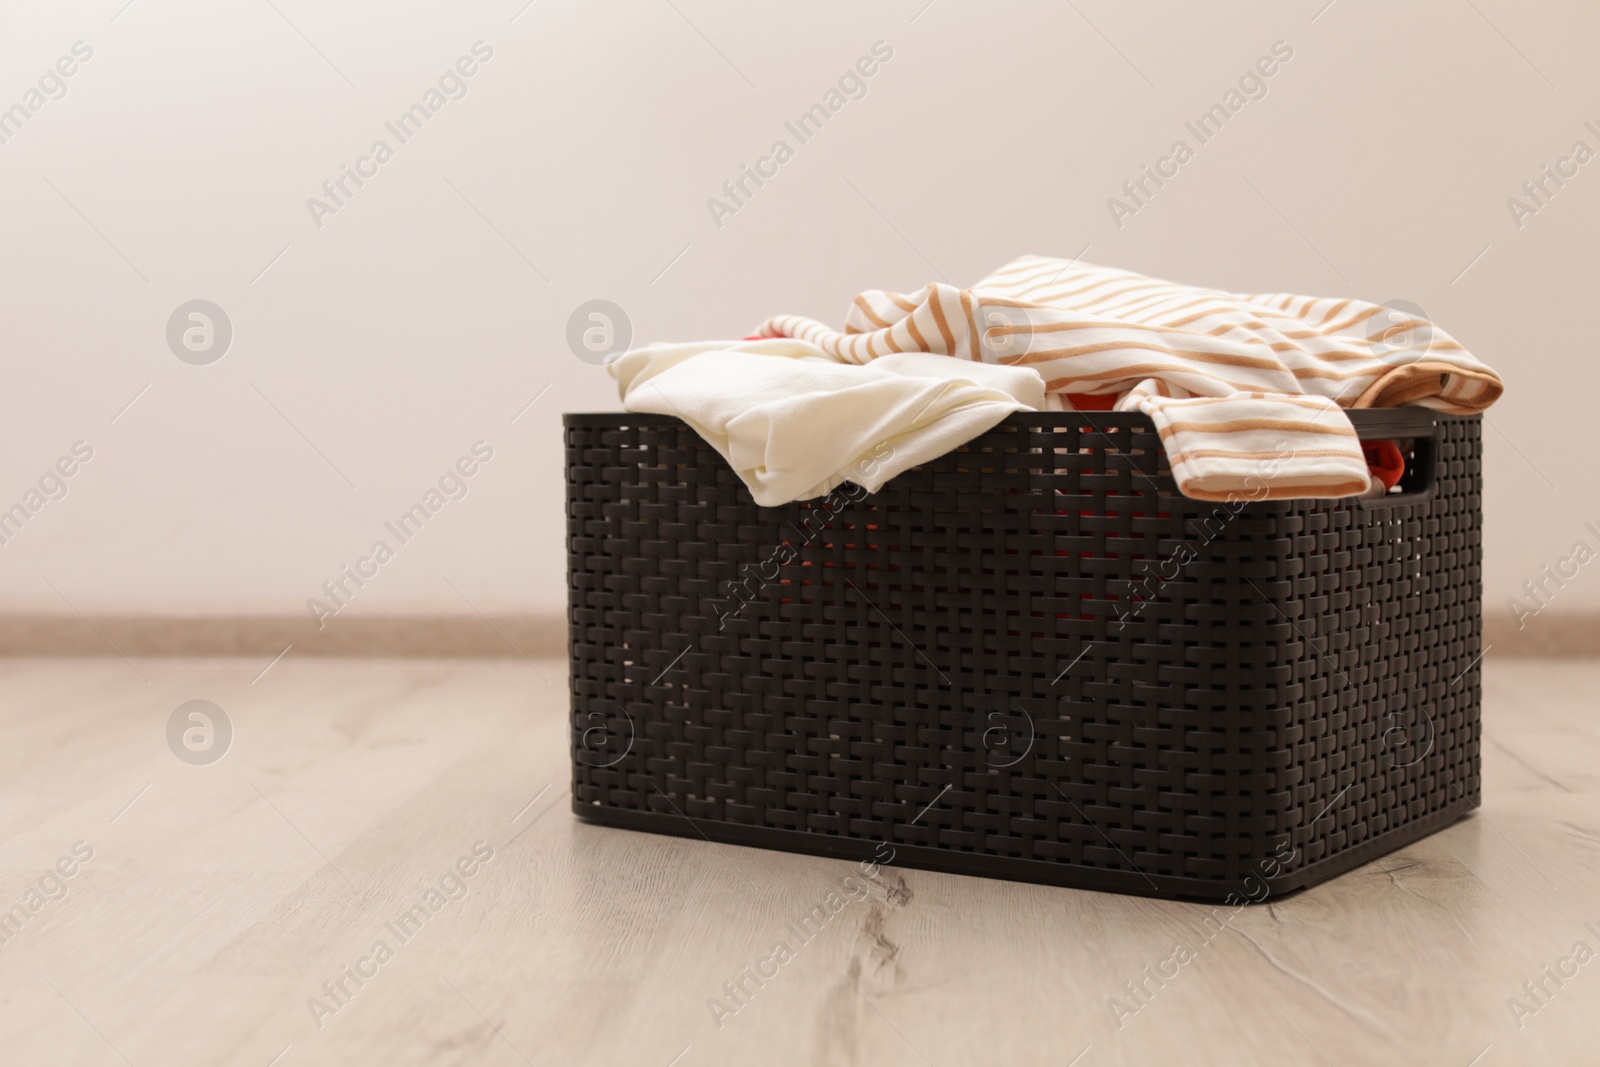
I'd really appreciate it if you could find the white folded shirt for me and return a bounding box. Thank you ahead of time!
[609,338,1047,506]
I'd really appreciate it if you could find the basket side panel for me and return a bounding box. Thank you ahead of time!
[1263,413,1483,886]
[567,413,1303,891]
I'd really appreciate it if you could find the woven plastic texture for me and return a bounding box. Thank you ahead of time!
[566,409,1482,900]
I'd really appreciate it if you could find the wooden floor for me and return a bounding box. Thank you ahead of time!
[1,656,1596,1067]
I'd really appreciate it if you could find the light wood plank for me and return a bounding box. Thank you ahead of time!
[0,610,1594,659]
[0,656,1595,1066]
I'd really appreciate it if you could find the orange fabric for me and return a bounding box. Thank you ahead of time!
[1362,440,1406,490]
[1064,393,1118,411]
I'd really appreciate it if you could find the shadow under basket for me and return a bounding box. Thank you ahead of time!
[565,409,1482,901]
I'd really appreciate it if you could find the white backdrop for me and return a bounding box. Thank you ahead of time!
[0,0,1595,625]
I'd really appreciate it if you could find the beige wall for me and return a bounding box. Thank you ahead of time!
[0,0,1595,632]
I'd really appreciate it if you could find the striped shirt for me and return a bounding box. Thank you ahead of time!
[754,254,1502,500]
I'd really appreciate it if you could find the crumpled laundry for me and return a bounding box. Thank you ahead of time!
[609,256,1502,505]
[754,255,1502,501]
[609,337,1044,506]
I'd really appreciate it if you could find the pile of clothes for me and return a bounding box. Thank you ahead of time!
[609,255,1502,506]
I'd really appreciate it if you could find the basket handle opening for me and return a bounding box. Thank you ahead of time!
[1353,413,1440,509]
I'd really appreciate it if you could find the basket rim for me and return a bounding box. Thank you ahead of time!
[562,409,1472,435]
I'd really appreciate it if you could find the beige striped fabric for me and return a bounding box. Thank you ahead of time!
[754,254,1503,501]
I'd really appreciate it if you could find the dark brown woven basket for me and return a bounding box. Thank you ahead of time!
[565,408,1482,901]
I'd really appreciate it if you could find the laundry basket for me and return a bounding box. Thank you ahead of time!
[564,408,1482,901]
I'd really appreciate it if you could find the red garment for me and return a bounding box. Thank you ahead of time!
[1063,393,1118,411]
[1363,440,1406,490]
